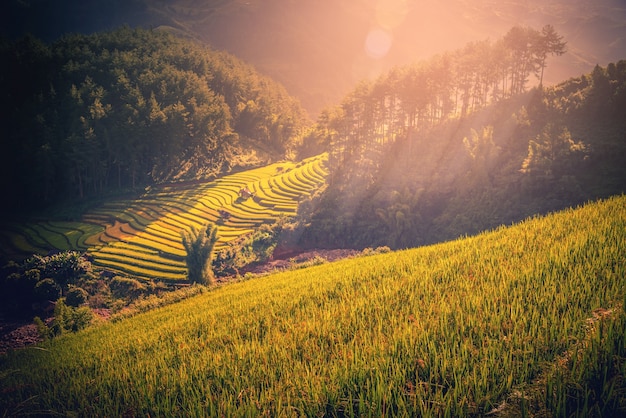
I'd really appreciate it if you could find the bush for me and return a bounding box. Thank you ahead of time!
[290,255,327,270]
[213,220,286,277]
[50,299,94,335]
[34,299,94,338]
[109,276,148,299]
[34,278,61,302]
[361,246,392,256]
[24,251,92,289]
[33,316,52,340]
[65,286,89,307]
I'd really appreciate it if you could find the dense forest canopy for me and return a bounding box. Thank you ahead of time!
[0,28,307,215]
[295,27,626,250]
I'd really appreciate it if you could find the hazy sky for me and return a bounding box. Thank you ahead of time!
[3,0,625,115]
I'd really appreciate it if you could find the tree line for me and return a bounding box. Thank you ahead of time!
[0,27,307,215]
[295,34,626,250]
[299,25,566,163]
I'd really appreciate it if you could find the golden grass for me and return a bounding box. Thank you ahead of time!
[1,195,623,416]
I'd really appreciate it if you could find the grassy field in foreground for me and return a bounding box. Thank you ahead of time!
[0,155,328,281]
[0,195,625,417]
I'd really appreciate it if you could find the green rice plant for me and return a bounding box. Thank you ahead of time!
[15,224,49,251]
[6,232,45,254]
[36,222,79,249]
[89,259,187,281]
[92,254,186,276]
[47,221,104,250]
[0,195,623,417]
[94,247,185,270]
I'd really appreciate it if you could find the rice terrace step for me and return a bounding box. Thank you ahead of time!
[0,155,328,282]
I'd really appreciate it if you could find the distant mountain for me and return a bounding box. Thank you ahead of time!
[3,0,626,115]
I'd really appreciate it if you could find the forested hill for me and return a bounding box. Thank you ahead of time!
[296,50,626,250]
[0,28,307,216]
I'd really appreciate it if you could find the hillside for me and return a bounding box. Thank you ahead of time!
[0,155,328,280]
[0,195,624,416]
[3,0,625,115]
[297,59,626,250]
[0,28,308,216]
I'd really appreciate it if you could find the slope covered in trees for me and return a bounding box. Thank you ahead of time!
[0,28,307,216]
[296,30,626,249]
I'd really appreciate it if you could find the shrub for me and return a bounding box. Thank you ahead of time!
[65,286,89,307]
[34,278,62,302]
[24,251,93,289]
[361,246,392,256]
[86,279,114,309]
[290,255,327,270]
[33,316,52,340]
[213,220,286,277]
[49,299,94,335]
[109,276,147,299]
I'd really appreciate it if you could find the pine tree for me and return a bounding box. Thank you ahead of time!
[536,25,567,87]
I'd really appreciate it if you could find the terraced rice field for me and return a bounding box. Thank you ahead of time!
[0,155,328,282]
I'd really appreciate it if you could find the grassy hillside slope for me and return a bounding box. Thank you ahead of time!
[0,155,328,281]
[1,195,624,416]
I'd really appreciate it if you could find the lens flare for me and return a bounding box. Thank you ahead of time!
[365,27,393,59]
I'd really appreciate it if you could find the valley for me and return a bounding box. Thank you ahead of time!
[0,4,625,416]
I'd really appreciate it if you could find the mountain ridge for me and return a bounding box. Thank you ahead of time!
[3,0,625,115]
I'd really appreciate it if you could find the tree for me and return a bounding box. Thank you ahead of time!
[374,188,422,248]
[535,25,567,86]
[25,251,92,293]
[462,125,499,190]
[181,223,219,285]
[504,26,541,96]
[521,123,587,188]
[0,29,307,215]
[34,278,62,303]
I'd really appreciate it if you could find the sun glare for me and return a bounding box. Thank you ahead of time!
[363,0,410,59]
[375,0,410,29]
[365,27,393,59]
